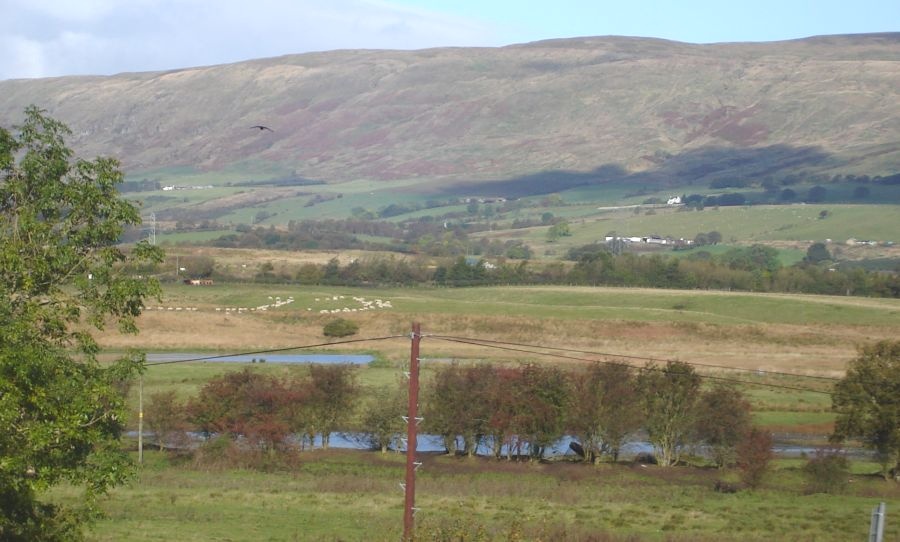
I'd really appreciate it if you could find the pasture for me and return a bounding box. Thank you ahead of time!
[100,282,900,375]
[103,280,898,435]
[61,450,899,541]
[86,279,900,540]
[488,203,900,258]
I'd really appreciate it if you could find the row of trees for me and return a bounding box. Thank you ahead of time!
[196,248,899,297]
[149,343,900,481]
[423,361,756,468]
[150,365,358,453]
[148,360,757,470]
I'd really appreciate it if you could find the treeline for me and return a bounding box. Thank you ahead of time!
[146,361,771,479]
[149,365,361,454]
[423,361,763,470]
[220,246,900,297]
[210,221,529,259]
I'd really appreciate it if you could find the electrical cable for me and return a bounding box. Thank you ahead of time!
[431,335,835,396]
[432,335,840,381]
[144,334,408,366]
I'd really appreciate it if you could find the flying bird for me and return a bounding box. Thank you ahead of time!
[250,125,273,132]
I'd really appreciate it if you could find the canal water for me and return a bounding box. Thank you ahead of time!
[146,353,375,364]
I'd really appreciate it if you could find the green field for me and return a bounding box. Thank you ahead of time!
[57,450,898,541]
[152,283,900,327]
[83,279,900,541]
[503,203,899,249]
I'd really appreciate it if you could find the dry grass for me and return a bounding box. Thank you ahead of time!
[96,304,896,376]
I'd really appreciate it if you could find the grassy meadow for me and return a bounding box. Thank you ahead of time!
[84,277,900,541]
[63,449,899,541]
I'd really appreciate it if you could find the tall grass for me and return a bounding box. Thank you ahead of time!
[62,450,900,541]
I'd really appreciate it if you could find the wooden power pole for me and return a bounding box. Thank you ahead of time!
[403,323,422,540]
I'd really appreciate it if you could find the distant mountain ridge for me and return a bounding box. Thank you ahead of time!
[1,33,898,191]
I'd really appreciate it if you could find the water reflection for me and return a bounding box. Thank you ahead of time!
[146,353,374,364]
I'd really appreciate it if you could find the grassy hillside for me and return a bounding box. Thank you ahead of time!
[2,34,898,192]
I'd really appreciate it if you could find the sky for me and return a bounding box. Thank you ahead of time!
[2,0,897,81]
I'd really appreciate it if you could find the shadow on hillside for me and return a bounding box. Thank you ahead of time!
[438,143,836,198]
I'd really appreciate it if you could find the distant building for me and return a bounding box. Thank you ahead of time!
[667,196,682,205]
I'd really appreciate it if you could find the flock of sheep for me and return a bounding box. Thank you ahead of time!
[314,295,392,314]
[149,294,393,314]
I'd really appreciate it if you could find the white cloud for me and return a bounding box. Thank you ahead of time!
[0,37,48,79]
[0,0,498,80]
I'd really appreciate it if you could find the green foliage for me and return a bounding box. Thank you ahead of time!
[359,384,407,453]
[804,242,832,264]
[567,362,642,463]
[186,368,293,451]
[831,340,900,478]
[145,391,188,451]
[323,318,360,338]
[424,363,569,460]
[693,384,752,468]
[802,450,851,494]
[305,364,358,449]
[186,364,358,455]
[545,220,571,242]
[0,106,163,539]
[807,185,828,203]
[638,361,702,466]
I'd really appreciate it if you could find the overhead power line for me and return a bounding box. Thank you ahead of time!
[430,335,835,397]
[431,335,840,382]
[138,330,837,395]
[144,334,407,366]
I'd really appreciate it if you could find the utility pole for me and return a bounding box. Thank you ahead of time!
[148,212,156,245]
[869,502,886,542]
[403,323,422,541]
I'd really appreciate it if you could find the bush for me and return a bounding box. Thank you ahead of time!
[323,318,359,338]
[802,450,850,494]
[736,428,773,489]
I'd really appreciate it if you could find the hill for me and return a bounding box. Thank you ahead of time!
[1,33,898,198]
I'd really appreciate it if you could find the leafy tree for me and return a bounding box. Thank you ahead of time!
[716,192,746,206]
[505,242,532,260]
[638,361,702,466]
[481,366,522,460]
[305,364,358,449]
[831,340,900,478]
[806,185,827,203]
[0,106,162,540]
[179,254,216,278]
[568,362,641,463]
[145,391,188,451]
[546,221,571,242]
[187,368,292,452]
[515,363,569,460]
[359,383,407,453]
[802,449,850,494]
[323,318,359,338]
[736,427,773,489]
[804,242,832,264]
[423,363,493,456]
[693,385,752,467]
